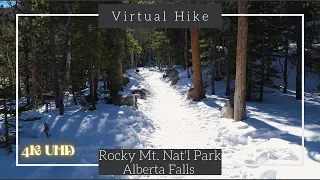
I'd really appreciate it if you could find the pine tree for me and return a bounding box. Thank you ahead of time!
[184,28,190,78]
[210,30,218,95]
[296,16,302,100]
[234,0,248,121]
[187,28,205,101]
[49,16,59,108]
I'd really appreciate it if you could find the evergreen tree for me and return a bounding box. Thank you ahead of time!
[234,0,248,121]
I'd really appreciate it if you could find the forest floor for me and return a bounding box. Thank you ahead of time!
[0,67,319,179]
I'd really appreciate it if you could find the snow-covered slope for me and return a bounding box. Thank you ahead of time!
[0,69,154,179]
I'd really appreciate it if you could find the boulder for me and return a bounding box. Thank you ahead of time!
[170,78,179,86]
[165,68,176,76]
[136,69,140,73]
[109,94,137,107]
[187,88,195,100]
[121,95,138,107]
[132,89,147,99]
[168,70,179,81]
[187,87,206,101]
[163,74,168,78]
[220,101,234,119]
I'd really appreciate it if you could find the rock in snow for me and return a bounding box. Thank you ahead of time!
[132,89,147,99]
[221,101,234,119]
[112,94,138,107]
[220,100,247,120]
[168,70,179,81]
[170,77,179,86]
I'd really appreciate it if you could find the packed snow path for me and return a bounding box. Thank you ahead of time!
[132,68,319,179]
[139,71,222,149]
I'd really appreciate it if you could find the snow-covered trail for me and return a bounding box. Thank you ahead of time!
[132,69,275,179]
[138,70,221,149]
[131,68,319,179]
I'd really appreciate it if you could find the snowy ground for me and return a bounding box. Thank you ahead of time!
[0,67,319,179]
[132,68,320,179]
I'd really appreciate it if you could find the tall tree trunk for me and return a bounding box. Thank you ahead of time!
[65,4,72,84]
[165,28,171,67]
[38,38,44,98]
[133,53,137,68]
[116,55,124,89]
[143,50,148,66]
[72,79,77,105]
[296,16,302,100]
[31,33,37,107]
[226,59,231,96]
[246,59,252,101]
[185,28,190,78]
[89,65,95,103]
[21,6,30,101]
[18,74,22,97]
[110,30,124,103]
[283,48,288,94]
[58,86,64,115]
[110,56,124,103]
[259,39,266,102]
[131,53,134,68]
[102,70,108,90]
[226,41,231,96]
[5,45,14,90]
[28,18,36,107]
[24,68,30,104]
[157,51,160,68]
[59,3,72,115]
[211,31,217,95]
[86,26,96,106]
[188,28,205,101]
[260,59,265,102]
[234,0,248,121]
[94,68,99,101]
[23,38,30,104]
[3,97,9,150]
[50,17,59,108]
[283,34,289,93]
